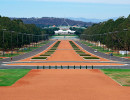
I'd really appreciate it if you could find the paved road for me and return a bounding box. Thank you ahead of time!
[75,41,130,63]
[0,65,130,69]
[0,41,55,65]
[0,40,130,69]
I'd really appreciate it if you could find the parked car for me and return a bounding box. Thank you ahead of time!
[94,49,97,52]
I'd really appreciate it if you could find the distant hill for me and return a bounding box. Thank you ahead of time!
[11,17,93,28]
[68,17,118,23]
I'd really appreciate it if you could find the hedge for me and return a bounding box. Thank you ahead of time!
[83,57,99,59]
[40,54,51,56]
[32,57,47,59]
[79,54,91,56]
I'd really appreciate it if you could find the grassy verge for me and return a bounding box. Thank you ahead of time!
[101,69,130,86]
[113,53,130,57]
[0,53,19,57]
[0,69,30,86]
[0,41,50,57]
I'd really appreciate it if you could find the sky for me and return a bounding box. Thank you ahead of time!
[0,0,130,19]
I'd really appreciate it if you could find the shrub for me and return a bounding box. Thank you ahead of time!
[40,54,51,56]
[44,52,53,55]
[79,54,91,56]
[50,48,56,50]
[76,51,85,53]
[47,50,55,52]
[74,48,80,50]
[32,57,47,59]
[83,57,99,59]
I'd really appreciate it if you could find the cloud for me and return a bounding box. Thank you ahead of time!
[28,0,130,4]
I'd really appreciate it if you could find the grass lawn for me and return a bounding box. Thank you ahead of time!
[0,53,19,57]
[80,41,93,46]
[113,53,130,57]
[0,69,31,86]
[0,41,50,57]
[101,69,130,86]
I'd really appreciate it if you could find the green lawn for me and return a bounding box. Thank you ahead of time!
[0,69,31,86]
[0,53,19,57]
[101,69,130,86]
[113,53,130,57]
[80,41,93,46]
[0,41,50,57]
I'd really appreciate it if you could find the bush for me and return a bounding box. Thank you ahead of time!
[40,54,51,56]
[46,50,55,52]
[44,52,53,55]
[50,48,56,50]
[83,57,99,59]
[79,54,91,56]
[32,57,47,59]
[51,47,57,49]
[76,51,85,53]
[74,48,80,50]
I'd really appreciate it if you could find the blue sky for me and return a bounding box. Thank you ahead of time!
[0,0,130,19]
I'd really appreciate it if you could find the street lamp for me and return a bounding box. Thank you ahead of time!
[26,34,31,50]
[123,29,128,56]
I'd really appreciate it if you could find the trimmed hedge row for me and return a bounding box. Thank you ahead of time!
[69,41,100,59]
[79,54,91,56]
[32,41,61,60]
[32,57,47,59]
[83,57,99,59]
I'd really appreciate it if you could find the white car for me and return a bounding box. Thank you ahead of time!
[94,49,97,52]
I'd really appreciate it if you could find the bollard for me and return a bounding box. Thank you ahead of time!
[86,65,87,69]
[55,65,57,69]
[37,66,39,69]
[43,66,44,69]
[74,65,75,69]
[92,65,93,69]
[68,65,69,69]
[49,65,51,69]
[80,65,81,69]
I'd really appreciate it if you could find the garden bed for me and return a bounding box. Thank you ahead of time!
[79,54,91,56]
[31,57,47,59]
[83,57,100,59]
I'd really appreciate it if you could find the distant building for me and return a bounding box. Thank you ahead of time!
[55,26,75,35]
[54,19,75,35]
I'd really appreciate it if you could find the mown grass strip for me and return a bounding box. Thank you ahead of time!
[101,69,130,86]
[0,69,30,86]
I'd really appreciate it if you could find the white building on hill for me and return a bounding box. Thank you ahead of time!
[54,19,75,35]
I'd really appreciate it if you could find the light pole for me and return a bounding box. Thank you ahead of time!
[17,33,19,53]
[123,29,128,56]
[2,29,6,56]
[26,34,31,50]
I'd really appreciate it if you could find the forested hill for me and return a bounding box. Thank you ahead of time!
[11,17,93,27]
